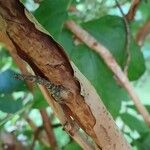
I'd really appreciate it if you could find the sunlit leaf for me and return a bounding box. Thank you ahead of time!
[54,127,70,148]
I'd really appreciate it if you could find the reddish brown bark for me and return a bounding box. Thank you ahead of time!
[126,0,141,21]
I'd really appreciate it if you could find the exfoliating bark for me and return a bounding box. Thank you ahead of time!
[0,0,96,141]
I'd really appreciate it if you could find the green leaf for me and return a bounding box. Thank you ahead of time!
[121,113,149,134]
[32,88,48,109]
[0,94,23,113]
[0,69,27,93]
[0,46,10,65]
[132,133,150,150]
[81,15,145,80]
[22,130,33,139]
[128,41,145,80]
[0,103,32,127]
[127,105,150,114]
[138,0,150,21]
[64,142,81,150]
[33,0,71,39]
[70,44,128,117]
[58,28,75,56]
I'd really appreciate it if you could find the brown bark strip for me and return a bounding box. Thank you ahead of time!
[65,20,150,127]
[0,16,32,91]
[0,0,131,149]
[125,0,141,21]
[0,13,93,149]
[40,109,57,150]
[136,19,150,45]
[38,86,95,150]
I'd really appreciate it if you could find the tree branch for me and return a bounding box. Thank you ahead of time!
[65,20,150,127]
[136,19,150,45]
[125,0,141,21]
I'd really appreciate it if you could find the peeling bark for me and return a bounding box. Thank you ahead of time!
[0,0,131,149]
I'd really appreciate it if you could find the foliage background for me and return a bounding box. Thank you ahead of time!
[0,0,150,149]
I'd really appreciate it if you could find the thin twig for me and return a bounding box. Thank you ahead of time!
[115,0,131,75]
[65,20,150,127]
[68,5,77,12]
[112,0,128,8]
[125,0,141,21]
[30,126,43,150]
[136,19,150,45]
[25,115,37,129]
[40,109,57,150]
[25,115,50,147]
